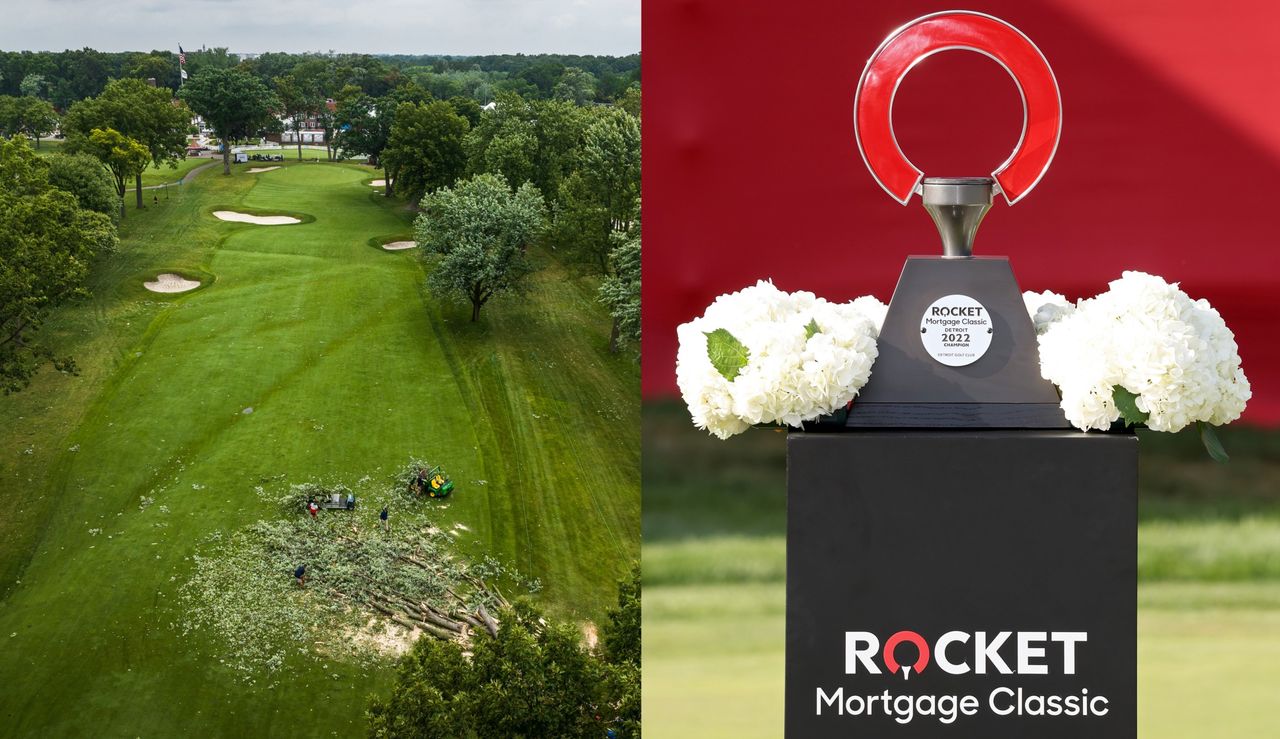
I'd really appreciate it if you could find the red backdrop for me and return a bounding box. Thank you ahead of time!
[642,0,1280,423]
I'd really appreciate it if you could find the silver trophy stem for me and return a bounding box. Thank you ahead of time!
[921,177,994,258]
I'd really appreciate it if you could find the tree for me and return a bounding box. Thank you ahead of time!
[519,60,565,98]
[552,67,597,106]
[62,78,191,207]
[465,95,587,203]
[127,53,177,89]
[602,566,640,736]
[0,95,58,148]
[616,84,641,118]
[180,68,280,175]
[46,152,121,222]
[598,226,641,354]
[367,581,640,738]
[383,100,469,204]
[465,93,537,188]
[274,71,324,161]
[415,174,547,322]
[0,137,117,392]
[19,73,46,99]
[333,90,397,195]
[552,108,641,275]
[529,100,589,202]
[446,96,482,128]
[82,128,150,220]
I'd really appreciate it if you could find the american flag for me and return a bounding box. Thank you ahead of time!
[179,46,186,65]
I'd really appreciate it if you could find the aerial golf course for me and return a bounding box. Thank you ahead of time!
[0,159,639,736]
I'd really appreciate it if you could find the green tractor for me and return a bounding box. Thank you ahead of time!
[411,464,454,499]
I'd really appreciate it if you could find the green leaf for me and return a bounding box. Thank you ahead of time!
[804,318,821,340]
[1112,386,1149,427]
[1198,421,1230,464]
[704,328,750,381]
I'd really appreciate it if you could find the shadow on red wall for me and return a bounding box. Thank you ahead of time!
[642,0,1280,423]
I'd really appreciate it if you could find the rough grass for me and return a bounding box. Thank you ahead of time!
[140,155,213,187]
[0,161,637,737]
[642,400,1280,738]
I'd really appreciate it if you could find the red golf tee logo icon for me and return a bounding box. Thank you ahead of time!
[854,11,1062,205]
[883,630,931,680]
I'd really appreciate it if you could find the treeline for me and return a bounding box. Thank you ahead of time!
[0,48,639,109]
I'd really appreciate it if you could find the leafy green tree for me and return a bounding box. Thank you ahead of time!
[82,128,150,220]
[415,173,546,322]
[466,95,587,203]
[529,100,589,202]
[334,89,397,194]
[598,226,641,354]
[180,68,280,175]
[616,85,641,118]
[465,93,536,186]
[46,152,121,222]
[519,60,565,98]
[127,53,177,89]
[274,72,325,161]
[552,108,641,275]
[446,96,482,128]
[62,78,191,207]
[367,595,638,738]
[603,565,641,736]
[382,100,469,204]
[0,137,117,392]
[0,95,58,148]
[552,67,597,106]
[181,47,238,80]
[19,73,46,99]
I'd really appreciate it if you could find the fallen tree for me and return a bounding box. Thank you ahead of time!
[179,471,536,679]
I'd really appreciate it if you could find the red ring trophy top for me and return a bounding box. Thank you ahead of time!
[854,10,1061,206]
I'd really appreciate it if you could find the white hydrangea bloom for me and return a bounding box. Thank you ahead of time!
[1022,289,1075,334]
[1037,271,1251,432]
[849,295,889,336]
[676,281,880,439]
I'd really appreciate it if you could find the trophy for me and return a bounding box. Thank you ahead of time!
[784,12,1136,737]
[847,10,1068,428]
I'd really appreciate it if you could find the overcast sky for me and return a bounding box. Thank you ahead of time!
[0,0,639,56]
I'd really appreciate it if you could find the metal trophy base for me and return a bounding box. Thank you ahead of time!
[847,256,1070,429]
[785,430,1136,738]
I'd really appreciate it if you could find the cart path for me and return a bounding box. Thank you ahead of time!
[141,160,218,189]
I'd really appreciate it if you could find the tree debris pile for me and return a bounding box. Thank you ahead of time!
[180,478,534,680]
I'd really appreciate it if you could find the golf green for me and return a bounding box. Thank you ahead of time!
[0,161,638,736]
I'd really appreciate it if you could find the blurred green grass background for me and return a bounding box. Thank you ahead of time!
[642,402,1280,738]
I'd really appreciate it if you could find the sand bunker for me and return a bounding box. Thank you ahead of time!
[369,179,387,187]
[213,210,300,225]
[246,166,280,173]
[144,273,200,293]
[382,241,416,251]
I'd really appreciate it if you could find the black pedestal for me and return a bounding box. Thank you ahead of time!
[786,430,1136,737]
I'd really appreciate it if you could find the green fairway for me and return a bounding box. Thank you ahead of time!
[642,402,1280,738]
[0,161,638,737]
